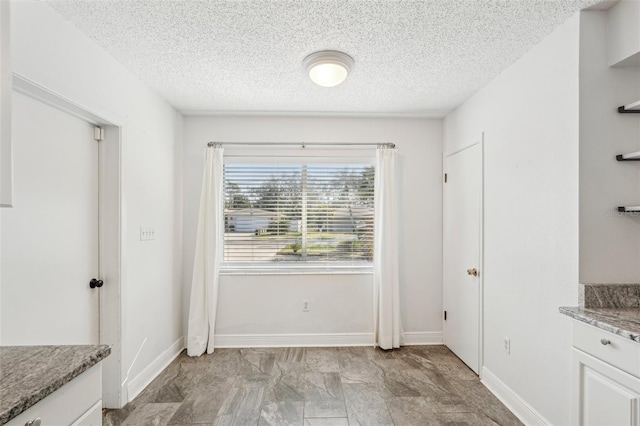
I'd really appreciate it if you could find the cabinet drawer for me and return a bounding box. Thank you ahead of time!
[7,364,102,426]
[573,321,640,378]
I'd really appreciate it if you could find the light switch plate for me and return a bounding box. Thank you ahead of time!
[140,226,155,241]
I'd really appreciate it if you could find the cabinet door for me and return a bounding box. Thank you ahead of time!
[573,348,640,426]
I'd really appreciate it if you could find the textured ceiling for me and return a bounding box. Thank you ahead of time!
[47,0,603,116]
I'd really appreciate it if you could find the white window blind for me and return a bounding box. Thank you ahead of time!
[223,162,374,265]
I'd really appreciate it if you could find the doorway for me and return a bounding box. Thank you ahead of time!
[3,75,124,407]
[443,139,483,374]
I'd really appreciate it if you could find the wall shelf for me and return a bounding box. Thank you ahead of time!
[615,99,640,210]
[618,100,640,113]
[617,206,640,213]
[616,151,640,161]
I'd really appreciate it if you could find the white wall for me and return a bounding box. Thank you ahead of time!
[183,116,442,344]
[445,14,580,425]
[7,1,183,406]
[579,10,640,284]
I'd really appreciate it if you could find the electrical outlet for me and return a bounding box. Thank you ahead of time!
[140,226,155,241]
[303,300,310,312]
[503,336,511,354]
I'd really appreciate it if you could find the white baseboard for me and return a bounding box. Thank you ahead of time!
[127,337,185,402]
[214,333,375,348]
[402,331,443,345]
[212,331,443,348]
[481,367,551,426]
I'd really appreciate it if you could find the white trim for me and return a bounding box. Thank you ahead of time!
[481,366,551,426]
[402,331,444,345]
[99,124,124,408]
[479,133,485,376]
[200,332,443,349]
[214,333,375,348]
[181,110,449,119]
[126,337,185,402]
[12,73,122,126]
[220,268,373,276]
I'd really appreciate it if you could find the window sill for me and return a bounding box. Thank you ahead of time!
[219,265,374,276]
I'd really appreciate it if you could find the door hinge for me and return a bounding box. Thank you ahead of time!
[94,127,104,142]
[444,310,447,321]
[444,173,448,183]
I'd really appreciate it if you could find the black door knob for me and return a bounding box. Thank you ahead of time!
[90,278,104,288]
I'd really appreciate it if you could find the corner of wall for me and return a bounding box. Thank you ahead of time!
[444,11,581,426]
[126,336,185,402]
[481,367,551,426]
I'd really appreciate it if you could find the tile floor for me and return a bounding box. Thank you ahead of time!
[103,345,522,426]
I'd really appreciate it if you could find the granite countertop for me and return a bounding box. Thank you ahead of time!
[0,345,111,425]
[559,306,640,343]
[560,283,640,344]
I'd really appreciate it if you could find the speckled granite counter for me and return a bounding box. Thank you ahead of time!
[560,283,640,343]
[559,306,640,343]
[578,283,640,309]
[0,345,110,425]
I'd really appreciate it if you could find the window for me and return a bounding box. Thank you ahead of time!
[223,162,374,267]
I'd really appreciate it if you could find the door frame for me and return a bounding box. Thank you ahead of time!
[442,134,484,377]
[13,74,125,407]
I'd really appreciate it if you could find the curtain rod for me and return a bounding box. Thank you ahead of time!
[207,141,396,149]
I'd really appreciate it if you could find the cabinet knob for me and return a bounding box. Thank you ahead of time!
[600,338,610,346]
[25,418,41,426]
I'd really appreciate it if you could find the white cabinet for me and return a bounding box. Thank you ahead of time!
[6,364,103,426]
[572,322,640,426]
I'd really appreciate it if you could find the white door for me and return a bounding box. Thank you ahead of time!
[443,142,482,374]
[1,92,100,345]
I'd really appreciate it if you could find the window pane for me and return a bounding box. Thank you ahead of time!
[223,163,374,265]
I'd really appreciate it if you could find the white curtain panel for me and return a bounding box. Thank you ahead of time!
[187,145,224,356]
[373,146,402,350]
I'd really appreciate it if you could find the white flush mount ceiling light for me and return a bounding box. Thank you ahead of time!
[303,50,354,88]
